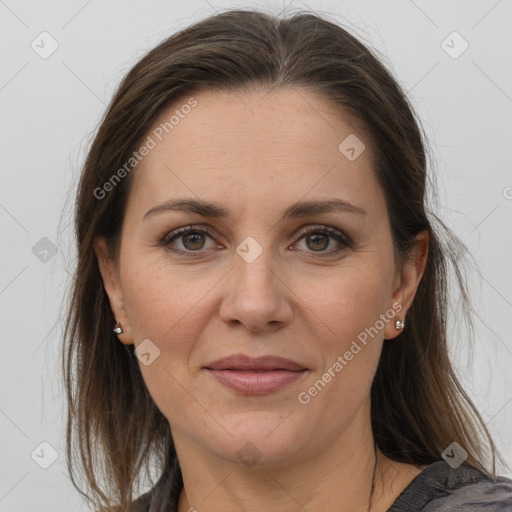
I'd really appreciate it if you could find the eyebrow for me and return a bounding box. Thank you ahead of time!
[143,197,367,221]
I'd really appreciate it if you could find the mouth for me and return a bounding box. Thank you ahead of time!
[203,354,308,395]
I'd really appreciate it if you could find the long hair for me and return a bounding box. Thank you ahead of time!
[61,7,506,511]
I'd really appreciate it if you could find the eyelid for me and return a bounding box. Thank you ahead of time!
[294,224,351,242]
[160,224,218,248]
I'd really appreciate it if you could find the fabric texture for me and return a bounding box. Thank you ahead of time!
[129,459,512,511]
[388,460,512,511]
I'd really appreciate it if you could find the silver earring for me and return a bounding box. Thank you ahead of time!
[113,321,124,334]
[395,318,405,330]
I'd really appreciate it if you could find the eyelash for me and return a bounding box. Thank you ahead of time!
[159,224,352,258]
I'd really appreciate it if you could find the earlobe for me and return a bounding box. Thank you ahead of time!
[385,230,429,340]
[112,320,134,346]
[93,236,134,345]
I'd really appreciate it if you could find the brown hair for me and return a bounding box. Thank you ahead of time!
[61,7,506,511]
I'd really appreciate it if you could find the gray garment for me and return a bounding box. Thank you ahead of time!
[130,459,512,511]
[388,460,512,511]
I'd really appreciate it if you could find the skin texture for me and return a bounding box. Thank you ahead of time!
[95,87,429,511]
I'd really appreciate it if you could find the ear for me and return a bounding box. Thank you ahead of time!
[384,230,429,340]
[93,235,134,345]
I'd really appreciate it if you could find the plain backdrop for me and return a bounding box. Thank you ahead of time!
[0,0,511,510]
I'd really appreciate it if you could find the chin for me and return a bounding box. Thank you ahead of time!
[201,411,309,466]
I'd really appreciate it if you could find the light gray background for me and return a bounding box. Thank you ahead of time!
[0,0,511,510]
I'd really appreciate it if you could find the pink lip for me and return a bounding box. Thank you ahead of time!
[206,369,306,394]
[205,354,307,371]
[204,354,308,395]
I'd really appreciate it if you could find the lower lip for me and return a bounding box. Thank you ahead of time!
[206,369,307,394]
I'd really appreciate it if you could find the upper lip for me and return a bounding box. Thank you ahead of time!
[204,354,307,371]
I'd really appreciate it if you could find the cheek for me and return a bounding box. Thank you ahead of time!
[294,275,388,433]
[121,260,215,347]
[297,269,391,400]
[120,268,213,423]
[308,266,393,351]
[120,263,222,403]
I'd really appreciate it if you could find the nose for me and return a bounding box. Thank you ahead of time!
[218,244,293,332]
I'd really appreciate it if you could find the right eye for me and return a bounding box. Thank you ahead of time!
[161,226,219,255]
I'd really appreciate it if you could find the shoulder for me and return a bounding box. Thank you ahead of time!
[388,460,512,511]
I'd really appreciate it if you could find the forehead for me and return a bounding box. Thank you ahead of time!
[127,87,383,220]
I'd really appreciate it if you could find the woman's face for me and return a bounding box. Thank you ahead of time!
[95,87,426,466]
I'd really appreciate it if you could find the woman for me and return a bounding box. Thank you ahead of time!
[62,8,512,511]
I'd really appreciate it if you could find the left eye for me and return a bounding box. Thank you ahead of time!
[293,227,350,255]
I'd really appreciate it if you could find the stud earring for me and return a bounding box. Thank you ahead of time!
[395,318,405,330]
[113,321,124,335]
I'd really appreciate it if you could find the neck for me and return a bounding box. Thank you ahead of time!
[174,403,392,512]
